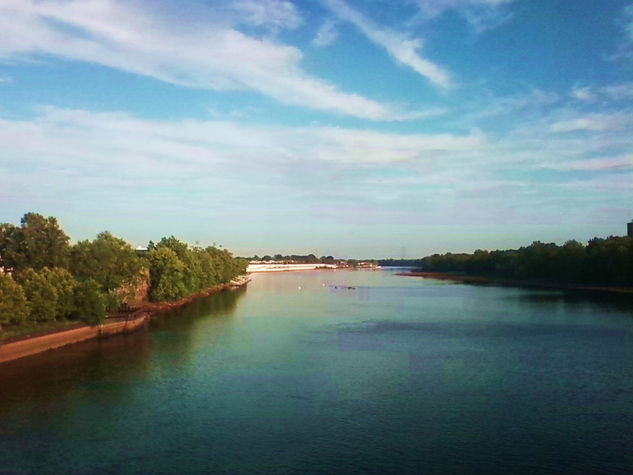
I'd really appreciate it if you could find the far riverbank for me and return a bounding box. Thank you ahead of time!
[397,271,633,295]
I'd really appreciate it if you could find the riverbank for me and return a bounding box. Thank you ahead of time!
[0,279,249,364]
[396,272,633,294]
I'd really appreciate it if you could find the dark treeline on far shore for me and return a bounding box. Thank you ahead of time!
[246,253,338,264]
[420,236,633,287]
[378,259,424,267]
[0,213,247,332]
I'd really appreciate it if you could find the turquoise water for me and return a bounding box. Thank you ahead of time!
[1,269,632,474]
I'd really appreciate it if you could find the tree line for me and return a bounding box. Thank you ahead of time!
[248,253,337,264]
[0,213,247,330]
[420,237,633,286]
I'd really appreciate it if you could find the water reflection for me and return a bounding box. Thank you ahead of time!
[1,272,632,474]
[0,288,246,416]
[503,288,633,314]
[148,288,246,371]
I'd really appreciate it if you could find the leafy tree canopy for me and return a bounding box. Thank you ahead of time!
[0,273,29,327]
[41,267,79,320]
[70,231,142,292]
[73,279,106,326]
[0,213,70,272]
[18,268,58,322]
[147,247,187,302]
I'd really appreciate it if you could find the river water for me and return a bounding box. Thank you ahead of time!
[1,269,632,474]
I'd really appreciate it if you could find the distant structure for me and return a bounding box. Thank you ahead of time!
[628,220,633,237]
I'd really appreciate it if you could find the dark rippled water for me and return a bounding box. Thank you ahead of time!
[1,269,632,474]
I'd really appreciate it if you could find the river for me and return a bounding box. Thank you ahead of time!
[1,269,632,474]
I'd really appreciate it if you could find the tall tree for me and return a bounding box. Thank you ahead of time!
[147,247,187,302]
[0,214,70,272]
[70,231,142,292]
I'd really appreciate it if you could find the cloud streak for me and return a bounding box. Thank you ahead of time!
[322,0,452,88]
[412,0,515,31]
[0,0,411,120]
[313,19,339,47]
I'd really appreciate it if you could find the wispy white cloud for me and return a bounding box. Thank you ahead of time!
[0,106,486,176]
[229,0,303,30]
[549,112,633,133]
[570,82,633,103]
[0,0,414,120]
[0,76,12,84]
[600,82,633,100]
[611,4,633,60]
[473,88,559,118]
[570,85,596,103]
[313,19,339,47]
[412,0,514,17]
[322,0,452,88]
[546,155,632,172]
[2,104,630,247]
[411,0,515,31]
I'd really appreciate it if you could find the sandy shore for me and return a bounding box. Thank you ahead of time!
[396,272,633,294]
[0,281,246,364]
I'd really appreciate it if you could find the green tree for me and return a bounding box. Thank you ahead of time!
[19,268,58,322]
[73,279,106,325]
[0,213,70,272]
[40,267,78,320]
[0,273,29,329]
[193,248,218,289]
[70,231,142,293]
[147,247,187,301]
[154,236,189,260]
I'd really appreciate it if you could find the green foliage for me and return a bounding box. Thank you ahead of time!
[104,290,122,313]
[147,238,246,302]
[40,267,78,320]
[1,213,247,330]
[148,247,187,302]
[0,273,29,327]
[154,236,189,260]
[70,231,142,292]
[0,213,70,272]
[19,268,58,322]
[421,236,633,286]
[73,279,106,326]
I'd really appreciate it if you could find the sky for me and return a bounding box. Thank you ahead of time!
[1,0,632,258]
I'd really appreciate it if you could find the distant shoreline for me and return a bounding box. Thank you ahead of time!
[247,264,379,273]
[396,272,633,295]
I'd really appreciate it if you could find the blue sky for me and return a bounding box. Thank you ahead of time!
[1,0,632,258]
